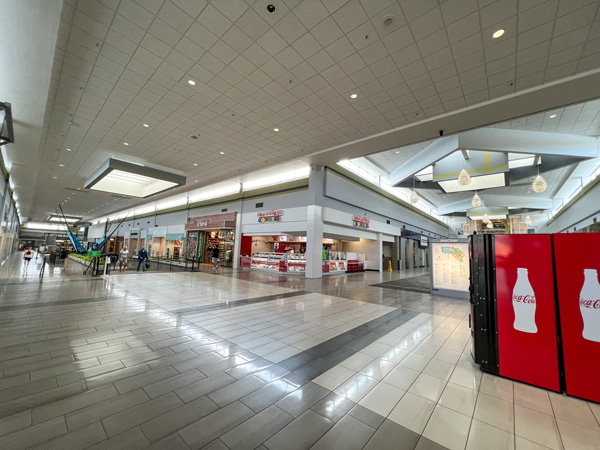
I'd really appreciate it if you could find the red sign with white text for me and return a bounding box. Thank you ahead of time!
[553,234,600,403]
[494,235,560,391]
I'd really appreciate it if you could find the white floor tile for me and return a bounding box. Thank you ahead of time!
[422,405,471,450]
[467,419,515,450]
[474,393,514,433]
[358,382,405,417]
[382,365,420,390]
[514,404,562,450]
[439,382,478,417]
[408,373,447,403]
[313,365,356,391]
[388,392,435,434]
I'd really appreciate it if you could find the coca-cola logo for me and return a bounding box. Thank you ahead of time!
[513,294,536,304]
[580,298,600,309]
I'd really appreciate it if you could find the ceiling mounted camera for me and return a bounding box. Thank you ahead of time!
[266,4,276,13]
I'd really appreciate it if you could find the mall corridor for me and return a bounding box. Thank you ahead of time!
[0,254,598,450]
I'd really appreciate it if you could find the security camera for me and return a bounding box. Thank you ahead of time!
[439,129,444,136]
[266,4,276,13]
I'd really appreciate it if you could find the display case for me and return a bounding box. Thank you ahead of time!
[287,254,306,272]
[251,252,284,270]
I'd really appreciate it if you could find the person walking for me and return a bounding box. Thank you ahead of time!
[211,246,220,269]
[119,247,129,273]
[23,247,34,268]
[137,246,148,272]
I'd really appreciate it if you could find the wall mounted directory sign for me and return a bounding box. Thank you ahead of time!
[352,215,369,228]
[257,210,283,223]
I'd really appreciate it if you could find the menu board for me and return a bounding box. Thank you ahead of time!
[431,241,470,292]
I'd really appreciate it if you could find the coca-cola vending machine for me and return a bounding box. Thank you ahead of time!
[553,233,600,403]
[470,234,561,391]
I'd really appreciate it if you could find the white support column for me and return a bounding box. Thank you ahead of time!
[305,205,323,279]
[232,212,242,269]
[377,232,383,272]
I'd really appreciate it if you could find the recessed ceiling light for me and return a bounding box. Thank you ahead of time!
[350,94,358,99]
[143,123,149,127]
[66,148,72,151]
[193,163,198,166]
[549,114,557,118]
[493,29,505,38]
[59,164,64,167]
[188,80,196,86]
[67,197,70,200]
[220,152,225,155]
[395,151,399,153]
[273,128,279,132]
[123,142,129,146]
[53,176,57,179]
[194,179,198,183]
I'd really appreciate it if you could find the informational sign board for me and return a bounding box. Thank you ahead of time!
[429,239,470,299]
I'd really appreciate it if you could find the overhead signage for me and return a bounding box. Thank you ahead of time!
[353,215,370,228]
[420,236,428,247]
[258,210,283,223]
[153,228,167,237]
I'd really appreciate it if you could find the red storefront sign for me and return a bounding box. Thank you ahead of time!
[352,215,370,228]
[494,235,560,391]
[257,210,283,223]
[553,233,600,403]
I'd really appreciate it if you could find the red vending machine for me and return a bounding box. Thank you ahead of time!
[494,235,560,391]
[553,233,600,403]
[470,235,560,391]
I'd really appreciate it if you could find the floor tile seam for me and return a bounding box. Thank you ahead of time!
[170,290,311,316]
[0,295,135,312]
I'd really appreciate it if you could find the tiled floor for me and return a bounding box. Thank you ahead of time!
[0,254,599,450]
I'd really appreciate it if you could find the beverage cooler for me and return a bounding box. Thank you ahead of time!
[470,233,600,402]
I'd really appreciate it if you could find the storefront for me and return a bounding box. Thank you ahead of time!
[184,213,237,267]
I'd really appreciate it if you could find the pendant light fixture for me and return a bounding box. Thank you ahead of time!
[410,176,419,204]
[525,215,532,226]
[486,221,493,229]
[482,213,490,223]
[472,192,482,208]
[451,216,456,227]
[458,169,471,187]
[532,164,547,193]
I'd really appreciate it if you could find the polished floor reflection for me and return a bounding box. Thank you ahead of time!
[0,253,598,450]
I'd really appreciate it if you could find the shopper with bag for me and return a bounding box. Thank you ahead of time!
[137,246,148,272]
[211,247,220,269]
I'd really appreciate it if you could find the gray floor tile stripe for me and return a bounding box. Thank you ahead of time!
[277,308,419,380]
[171,291,310,316]
[0,295,143,312]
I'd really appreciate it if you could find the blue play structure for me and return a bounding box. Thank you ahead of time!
[57,204,129,253]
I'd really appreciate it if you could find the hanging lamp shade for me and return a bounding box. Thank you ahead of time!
[409,190,419,204]
[532,175,547,193]
[471,193,482,208]
[525,215,532,226]
[457,169,471,186]
[486,221,493,229]
[451,219,456,227]
[482,213,490,223]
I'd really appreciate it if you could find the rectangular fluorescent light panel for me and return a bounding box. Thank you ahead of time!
[438,173,506,193]
[509,156,538,169]
[48,216,80,223]
[85,159,186,198]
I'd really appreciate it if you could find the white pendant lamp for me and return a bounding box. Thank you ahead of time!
[451,218,456,227]
[532,162,547,193]
[482,213,490,223]
[409,190,419,204]
[458,169,471,187]
[472,192,482,208]
[486,221,493,229]
[410,176,419,204]
[525,215,532,226]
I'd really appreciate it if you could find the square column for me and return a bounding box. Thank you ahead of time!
[232,212,242,269]
[305,205,323,279]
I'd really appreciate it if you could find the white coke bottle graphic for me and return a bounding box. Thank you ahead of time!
[512,268,538,333]
[580,269,600,342]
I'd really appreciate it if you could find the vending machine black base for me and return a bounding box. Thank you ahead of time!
[469,234,499,374]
